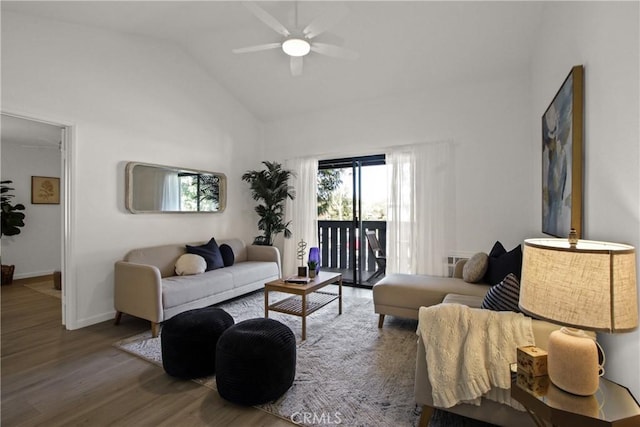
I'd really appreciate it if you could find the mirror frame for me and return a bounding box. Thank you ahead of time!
[125,161,227,214]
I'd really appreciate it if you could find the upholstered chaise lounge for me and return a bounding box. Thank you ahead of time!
[373,260,491,327]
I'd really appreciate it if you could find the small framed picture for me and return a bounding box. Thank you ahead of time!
[31,176,60,205]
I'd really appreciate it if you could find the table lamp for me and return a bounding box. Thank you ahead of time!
[519,234,638,396]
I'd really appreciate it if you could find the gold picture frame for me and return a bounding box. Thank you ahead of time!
[542,65,584,238]
[31,176,60,205]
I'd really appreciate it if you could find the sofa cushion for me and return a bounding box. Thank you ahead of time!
[462,252,489,283]
[162,269,234,309]
[442,293,484,308]
[125,244,187,278]
[225,261,280,288]
[484,242,522,285]
[186,238,224,271]
[175,254,206,276]
[481,273,521,312]
[373,273,491,311]
[220,244,235,267]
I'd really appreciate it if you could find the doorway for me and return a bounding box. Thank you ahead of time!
[1,113,70,325]
[317,155,386,287]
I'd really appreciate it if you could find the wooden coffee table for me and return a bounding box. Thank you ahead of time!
[264,271,342,340]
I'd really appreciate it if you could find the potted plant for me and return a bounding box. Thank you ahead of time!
[307,261,318,279]
[1,180,26,285]
[241,161,295,246]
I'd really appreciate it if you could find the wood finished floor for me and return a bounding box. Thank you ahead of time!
[2,281,325,427]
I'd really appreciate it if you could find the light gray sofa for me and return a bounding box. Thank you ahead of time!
[114,238,281,337]
[373,260,491,327]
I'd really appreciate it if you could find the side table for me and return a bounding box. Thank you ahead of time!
[512,371,640,427]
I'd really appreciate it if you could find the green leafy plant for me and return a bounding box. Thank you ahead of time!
[241,161,295,246]
[1,180,26,237]
[317,169,342,217]
[307,260,318,270]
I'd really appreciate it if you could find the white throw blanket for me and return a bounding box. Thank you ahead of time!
[417,304,534,409]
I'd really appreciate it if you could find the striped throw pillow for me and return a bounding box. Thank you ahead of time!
[481,273,521,312]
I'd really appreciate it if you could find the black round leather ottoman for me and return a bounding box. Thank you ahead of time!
[161,307,234,379]
[216,318,296,405]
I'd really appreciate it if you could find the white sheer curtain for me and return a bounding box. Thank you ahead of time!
[161,172,180,211]
[386,141,454,276]
[283,157,318,277]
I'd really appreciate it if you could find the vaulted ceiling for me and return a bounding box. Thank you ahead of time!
[2,1,544,121]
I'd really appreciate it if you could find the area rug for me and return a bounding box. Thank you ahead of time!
[115,288,495,427]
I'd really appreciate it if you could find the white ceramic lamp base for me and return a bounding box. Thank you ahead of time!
[547,328,600,396]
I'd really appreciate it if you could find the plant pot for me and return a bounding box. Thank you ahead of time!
[309,270,316,279]
[297,266,308,277]
[1,265,15,285]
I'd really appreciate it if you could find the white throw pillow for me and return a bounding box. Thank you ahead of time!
[175,254,206,276]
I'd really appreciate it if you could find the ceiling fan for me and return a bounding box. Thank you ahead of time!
[233,1,358,77]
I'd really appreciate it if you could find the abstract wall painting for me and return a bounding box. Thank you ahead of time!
[542,65,583,238]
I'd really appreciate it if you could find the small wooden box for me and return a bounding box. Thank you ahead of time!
[517,369,550,397]
[517,346,548,377]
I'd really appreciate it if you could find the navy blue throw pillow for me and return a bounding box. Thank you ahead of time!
[186,238,224,271]
[484,241,522,286]
[488,241,507,258]
[481,273,521,312]
[219,244,235,267]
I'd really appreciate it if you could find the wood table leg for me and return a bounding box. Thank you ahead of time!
[418,405,434,427]
[301,293,307,341]
[338,277,342,315]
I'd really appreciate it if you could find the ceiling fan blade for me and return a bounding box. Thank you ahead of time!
[310,42,359,60]
[303,7,348,39]
[232,43,281,54]
[243,2,290,37]
[290,56,303,77]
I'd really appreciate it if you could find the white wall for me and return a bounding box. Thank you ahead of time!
[1,12,263,328]
[530,2,640,397]
[1,141,62,278]
[264,73,534,255]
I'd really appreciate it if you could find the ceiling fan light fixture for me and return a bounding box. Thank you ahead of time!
[282,38,311,57]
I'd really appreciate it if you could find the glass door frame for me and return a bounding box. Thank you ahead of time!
[318,154,385,287]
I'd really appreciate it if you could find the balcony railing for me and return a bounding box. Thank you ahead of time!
[317,220,386,284]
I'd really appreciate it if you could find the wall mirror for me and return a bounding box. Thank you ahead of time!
[125,162,226,213]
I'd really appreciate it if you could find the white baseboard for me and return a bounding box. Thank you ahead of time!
[68,311,118,330]
[14,270,57,280]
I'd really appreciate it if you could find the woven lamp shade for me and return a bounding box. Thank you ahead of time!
[519,239,638,332]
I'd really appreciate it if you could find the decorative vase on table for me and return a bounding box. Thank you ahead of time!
[308,247,321,274]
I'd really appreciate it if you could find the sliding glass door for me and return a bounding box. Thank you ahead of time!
[317,155,386,287]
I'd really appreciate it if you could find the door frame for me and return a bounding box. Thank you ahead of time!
[319,154,385,287]
[2,110,75,328]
